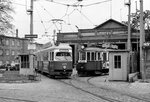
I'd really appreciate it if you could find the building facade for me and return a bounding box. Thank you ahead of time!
[0,35,43,66]
[57,19,140,64]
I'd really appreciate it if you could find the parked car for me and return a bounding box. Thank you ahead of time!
[0,64,6,71]
[5,64,11,71]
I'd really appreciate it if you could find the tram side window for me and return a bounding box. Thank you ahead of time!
[43,52,48,61]
[87,52,90,61]
[91,52,95,61]
[114,55,121,69]
[79,52,86,60]
[52,52,54,60]
[49,52,54,61]
[103,53,107,61]
[21,55,29,68]
[50,52,52,61]
[98,52,101,61]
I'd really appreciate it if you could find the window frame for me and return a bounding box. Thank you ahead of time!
[114,55,121,69]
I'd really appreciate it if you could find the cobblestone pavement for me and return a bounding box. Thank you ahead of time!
[83,75,150,95]
[0,75,109,102]
[0,73,150,102]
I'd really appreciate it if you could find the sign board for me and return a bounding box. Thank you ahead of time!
[143,42,150,46]
[25,34,38,38]
[102,43,118,49]
[28,43,36,50]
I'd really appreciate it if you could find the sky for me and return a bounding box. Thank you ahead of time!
[11,0,150,44]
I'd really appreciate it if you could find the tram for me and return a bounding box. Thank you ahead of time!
[34,43,73,78]
[76,46,110,75]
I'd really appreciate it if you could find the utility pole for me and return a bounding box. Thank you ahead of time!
[30,0,34,41]
[140,0,145,79]
[125,0,131,51]
[125,0,131,79]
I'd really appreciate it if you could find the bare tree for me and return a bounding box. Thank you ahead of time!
[122,10,150,41]
[0,0,14,35]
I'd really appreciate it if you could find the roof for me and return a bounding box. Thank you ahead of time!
[94,19,128,30]
[0,35,28,40]
[35,43,72,53]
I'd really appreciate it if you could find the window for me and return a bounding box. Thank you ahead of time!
[56,52,71,56]
[12,40,15,46]
[17,51,20,55]
[87,52,90,61]
[114,55,121,69]
[6,50,9,55]
[6,61,9,64]
[12,50,15,55]
[17,41,20,46]
[0,49,3,55]
[0,61,2,66]
[6,40,9,45]
[91,52,95,61]
[50,52,51,60]
[43,52,48,61]
[21,55,29,68]
[49,52,54,61]
[52,52,54,60]
[79,52,86,60]
[98,52,101,60]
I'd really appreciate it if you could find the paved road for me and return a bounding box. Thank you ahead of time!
[0,74,150,102]
[0,75,107,102]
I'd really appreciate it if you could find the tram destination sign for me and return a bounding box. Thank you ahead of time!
[25,34,38,38]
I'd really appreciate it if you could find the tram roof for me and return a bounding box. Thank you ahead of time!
[35,43,72,53]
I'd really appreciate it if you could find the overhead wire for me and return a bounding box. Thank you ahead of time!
[37,2,55,19]
[46,0,111,8]
[83,0,112,7]
[45,0,111,29]
[34,5,47,33]
[12,0,112,33]
[60,5,69,20]
[36,1,58,33]
[76,9,96,26]
[46,0,69,6]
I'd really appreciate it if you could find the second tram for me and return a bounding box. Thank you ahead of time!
[76,46,109,75]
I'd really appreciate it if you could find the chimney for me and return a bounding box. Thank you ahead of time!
[16,29,18,38]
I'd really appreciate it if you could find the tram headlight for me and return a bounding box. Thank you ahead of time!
[63,66,66,69]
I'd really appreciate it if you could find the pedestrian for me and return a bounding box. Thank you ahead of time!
[71,64,78,78]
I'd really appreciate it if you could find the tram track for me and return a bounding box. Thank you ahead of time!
[42,73,150,102]
[75,76,150,102]
[59,78,121,102]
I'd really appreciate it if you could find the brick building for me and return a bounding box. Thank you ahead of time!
[0,35,43,66]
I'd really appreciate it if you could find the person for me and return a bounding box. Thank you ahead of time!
[71,64,78,78]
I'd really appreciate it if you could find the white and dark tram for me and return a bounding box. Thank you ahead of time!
[34,43,73,77]
[76,46,109,75]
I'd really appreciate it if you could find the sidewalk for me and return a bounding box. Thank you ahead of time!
[90,75,150,95]
[0,71,40,83]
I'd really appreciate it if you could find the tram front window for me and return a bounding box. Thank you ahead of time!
[56,52,71,56]
[55,52,72,61]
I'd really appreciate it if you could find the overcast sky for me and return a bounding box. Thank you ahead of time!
[11,0,150,44]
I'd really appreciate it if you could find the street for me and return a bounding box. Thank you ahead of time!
[0,75,107,102]
[0,74,150,102]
